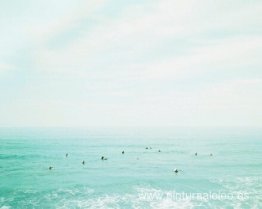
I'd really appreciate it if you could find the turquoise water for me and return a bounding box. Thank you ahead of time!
[0,127,262,209]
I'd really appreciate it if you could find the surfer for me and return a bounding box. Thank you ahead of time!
[173,168,182,174]
[101,156,108,160]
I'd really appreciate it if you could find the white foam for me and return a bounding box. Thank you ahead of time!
[0,206,11,209]
[10,185,261,208]
[54,187,197,209]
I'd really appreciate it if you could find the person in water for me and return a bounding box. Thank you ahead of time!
[173,168,182,174]
[82,160,85,165]
[101,156,108,160]
[49,166,53,170]
[195,152,198,156]
[158,150,161,152]
[210,153,213,157]
[122,151,125,154]
[174,169,179,174]
[66,153,68,157]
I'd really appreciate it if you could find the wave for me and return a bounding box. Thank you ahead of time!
[3,186,261,209]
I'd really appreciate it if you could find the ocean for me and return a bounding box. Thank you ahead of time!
[0,127,261,209]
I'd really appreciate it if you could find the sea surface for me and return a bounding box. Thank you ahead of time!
[0,127,261,209]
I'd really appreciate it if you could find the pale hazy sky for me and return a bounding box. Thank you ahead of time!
[0,0,261,127]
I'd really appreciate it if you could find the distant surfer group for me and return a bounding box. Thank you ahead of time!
[48,149,213,174]
[172,152,213,174]
[49,152,113,169]
[195,152,213,157]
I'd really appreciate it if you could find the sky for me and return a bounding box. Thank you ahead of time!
[0,0,261,127]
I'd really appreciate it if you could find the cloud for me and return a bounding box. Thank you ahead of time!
[0,0,261,127]
[0,63,13,74]
[140,36,262,80]
[31,0,262,81]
